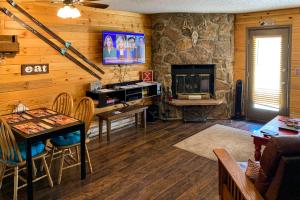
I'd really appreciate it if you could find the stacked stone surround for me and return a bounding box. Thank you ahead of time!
[151,13,234,119]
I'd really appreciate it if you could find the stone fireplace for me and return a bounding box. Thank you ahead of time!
[152,13,234,119]
[172,64,215,98]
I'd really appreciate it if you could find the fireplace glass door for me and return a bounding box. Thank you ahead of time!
[247,27,290,122]
[176,74,210,94]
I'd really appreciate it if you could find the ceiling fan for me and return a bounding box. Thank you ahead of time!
[49,0,109,18]
[52,0,109,9]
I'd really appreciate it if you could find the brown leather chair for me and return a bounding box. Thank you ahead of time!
[214,136,300,200]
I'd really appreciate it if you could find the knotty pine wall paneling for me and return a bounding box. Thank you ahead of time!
[234,8,300,117]
[0,0,151,114]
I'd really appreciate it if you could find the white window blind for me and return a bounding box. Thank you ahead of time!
[252,36,282,111]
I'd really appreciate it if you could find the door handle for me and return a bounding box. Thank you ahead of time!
[281,68,287,72]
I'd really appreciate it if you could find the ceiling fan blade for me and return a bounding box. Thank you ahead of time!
[25,0,61,2]
[79,2,109,9]
[79,0,105,3]
[51,0,64,3]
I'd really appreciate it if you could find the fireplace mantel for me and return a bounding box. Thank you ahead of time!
[169,99,224,106]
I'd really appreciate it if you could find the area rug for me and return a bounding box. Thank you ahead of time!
[174,124,254,161]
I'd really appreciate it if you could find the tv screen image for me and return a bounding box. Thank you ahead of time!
[102,31,145,65]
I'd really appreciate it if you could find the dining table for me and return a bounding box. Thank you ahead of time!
[1,108,86,200]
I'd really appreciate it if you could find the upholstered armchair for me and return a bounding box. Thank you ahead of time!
[214,136,300,200]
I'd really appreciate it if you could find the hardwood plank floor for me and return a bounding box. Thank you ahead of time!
[0,120,262,200]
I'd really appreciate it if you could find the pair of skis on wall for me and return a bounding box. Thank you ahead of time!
[2,0,104,80]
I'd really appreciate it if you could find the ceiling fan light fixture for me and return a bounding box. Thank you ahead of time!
[71,7,81,18]
[57,5,81,19]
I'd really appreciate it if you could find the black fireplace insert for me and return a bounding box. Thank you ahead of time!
[171,64,215,98]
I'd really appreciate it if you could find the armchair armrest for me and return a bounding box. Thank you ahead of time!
[213,149,264,200]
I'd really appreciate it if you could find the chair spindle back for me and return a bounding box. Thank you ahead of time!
[0,117,22,162]
[73,97,94,134]
[52,93,73,116]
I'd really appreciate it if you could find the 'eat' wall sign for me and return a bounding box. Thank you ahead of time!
[21,64,49,75]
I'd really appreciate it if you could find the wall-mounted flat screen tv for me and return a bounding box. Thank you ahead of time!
[102,31,145,65]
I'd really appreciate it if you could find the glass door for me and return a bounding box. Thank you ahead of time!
[247,27,290,122]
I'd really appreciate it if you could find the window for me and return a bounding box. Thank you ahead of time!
[252,36,282,112]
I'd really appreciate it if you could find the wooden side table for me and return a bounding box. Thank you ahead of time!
[251,115,299,161]
[96,105,148,142]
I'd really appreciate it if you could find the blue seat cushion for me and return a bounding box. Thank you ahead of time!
[0,141,45,163]
[18,141,45,161]
[51,131,81,147]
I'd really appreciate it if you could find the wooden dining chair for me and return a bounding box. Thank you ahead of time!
[0,117,53,200]
[45,92,74,161]
[49,97,94,184]
[52,92,74,115]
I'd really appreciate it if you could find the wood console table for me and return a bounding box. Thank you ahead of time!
[96,105,148,142]
[169,99,224,122]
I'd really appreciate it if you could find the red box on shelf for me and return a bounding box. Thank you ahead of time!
[140,70,153,82]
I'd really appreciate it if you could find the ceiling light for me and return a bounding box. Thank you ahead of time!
[57,5,81,19]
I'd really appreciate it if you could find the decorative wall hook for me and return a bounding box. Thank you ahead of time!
[0,35,19,64]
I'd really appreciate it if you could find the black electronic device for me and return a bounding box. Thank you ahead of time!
[147,105,159,122]
[233,80,245,120]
